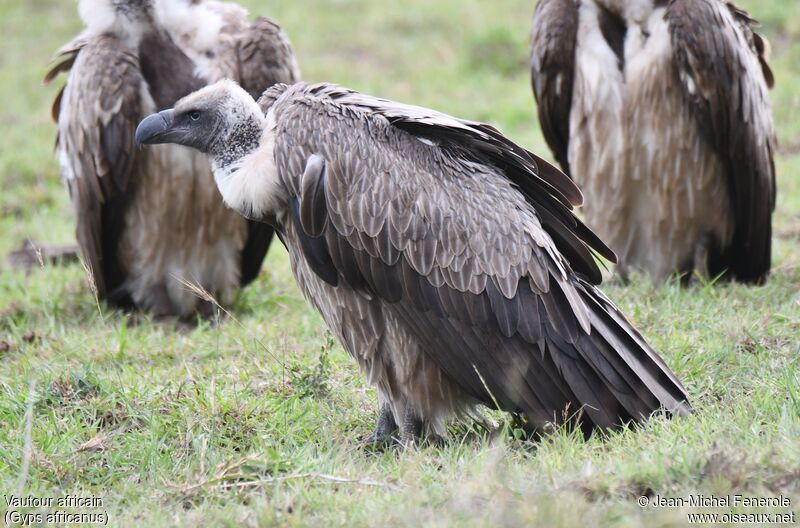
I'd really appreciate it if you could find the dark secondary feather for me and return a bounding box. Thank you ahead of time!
[667,0,776,284]
[261,83,690,430]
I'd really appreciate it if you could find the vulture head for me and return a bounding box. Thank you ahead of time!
[136,80,278,220]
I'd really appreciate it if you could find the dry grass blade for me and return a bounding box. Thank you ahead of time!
[473,364,502,412]
[5,240,80,270]
[177,277,287,369]
[80,257,105,322]
[176,453,403,497]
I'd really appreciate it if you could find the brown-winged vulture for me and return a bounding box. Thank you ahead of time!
[530,0,776,284]
[135,80,691,443]
[45,0,299,317]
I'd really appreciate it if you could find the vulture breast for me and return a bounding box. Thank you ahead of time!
[569,3,733,282]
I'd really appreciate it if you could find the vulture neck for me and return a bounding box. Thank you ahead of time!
[211,110,285,223]
[138,29,205,109]
[79,0,157,48]
[595,0,660,25]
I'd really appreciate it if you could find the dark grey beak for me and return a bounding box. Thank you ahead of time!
[135,109,176,145]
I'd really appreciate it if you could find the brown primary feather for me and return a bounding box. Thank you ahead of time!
[724,1,775,88]
[237,17,301,99]
[160,2,300,96]
[255,83,690,435]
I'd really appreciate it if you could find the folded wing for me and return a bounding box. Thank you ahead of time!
[46,36,143,303]
[667,0,776,283]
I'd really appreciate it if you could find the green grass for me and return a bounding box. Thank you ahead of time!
[1,0,799,526]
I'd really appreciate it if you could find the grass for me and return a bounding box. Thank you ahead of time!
[1,0,799,525]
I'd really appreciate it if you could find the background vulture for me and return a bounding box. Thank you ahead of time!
[136,80,691,443]
[45,0,299,317]
[530,0,776,284]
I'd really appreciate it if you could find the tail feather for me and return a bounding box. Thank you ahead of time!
[543,279,691,431]
[547,334,632,429]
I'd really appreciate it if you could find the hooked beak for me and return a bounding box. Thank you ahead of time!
[135,109,176,146]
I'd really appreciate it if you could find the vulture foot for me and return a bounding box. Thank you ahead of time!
[362,404,400,450]
[195,299,223,323]
[145,284,175,318]
[400,408,444,449]
[401,408,422,447]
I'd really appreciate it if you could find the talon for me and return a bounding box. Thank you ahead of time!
[362,403,399,451]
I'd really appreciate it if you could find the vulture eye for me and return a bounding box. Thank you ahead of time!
[189,110,201,121]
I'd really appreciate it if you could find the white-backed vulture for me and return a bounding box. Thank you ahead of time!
[135,80,691,443]
[530,0,776,284]
[44,0,299,317]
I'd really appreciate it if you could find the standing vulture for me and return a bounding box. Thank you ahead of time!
[530,0,776,284]
[45,0,299,317]
[136,80,691,443]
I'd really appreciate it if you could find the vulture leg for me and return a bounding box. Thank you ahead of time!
[362,403,399,449]
[145,284,175,318]
[400,407,444,448]
[692,233,712,284]
[401,407,423,447]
